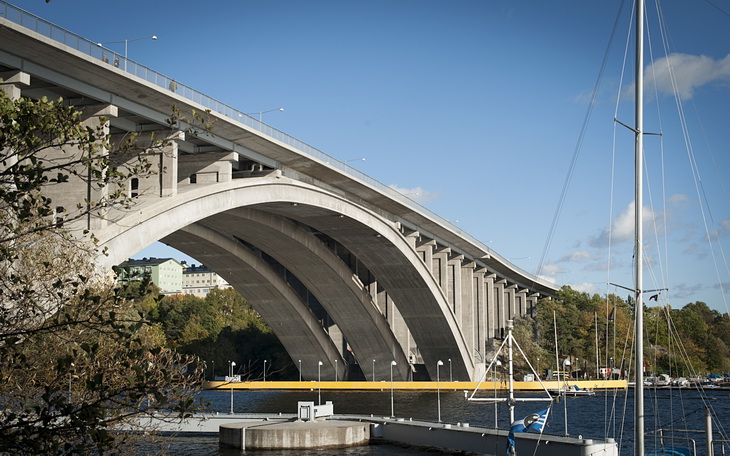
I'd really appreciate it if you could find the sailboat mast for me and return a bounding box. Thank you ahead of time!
[634,0,645,453]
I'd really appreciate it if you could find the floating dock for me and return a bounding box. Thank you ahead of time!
[205,379,627,391]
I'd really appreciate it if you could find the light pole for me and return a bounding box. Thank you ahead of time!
[317,361,323,405]
[372,359,376,381]
[437,360,444,422]
[96,35,157,71]
[335,359,338,381]
[537,357,540,379]
[247,107,284,123]
[390,360,397,417]
[229,360,236,414]
[298,359,302,382]
[263,360,267,382]
[448,358,452,382]
[211,360,215,381]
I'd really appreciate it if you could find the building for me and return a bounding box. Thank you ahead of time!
[115,257,183,295]
[182,264,231,297]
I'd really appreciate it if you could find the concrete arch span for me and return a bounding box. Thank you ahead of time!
[97,177,474,380]
[188,208,410,381]
[163,223,343,381]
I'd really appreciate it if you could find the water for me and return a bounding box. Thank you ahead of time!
[159,387,730,455]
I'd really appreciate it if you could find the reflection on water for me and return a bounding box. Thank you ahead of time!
[158,388,730,455]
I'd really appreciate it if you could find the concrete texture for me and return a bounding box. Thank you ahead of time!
[219,419,370,450]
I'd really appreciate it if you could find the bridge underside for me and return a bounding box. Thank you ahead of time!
[0,34,557,381]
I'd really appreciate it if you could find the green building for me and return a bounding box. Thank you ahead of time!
[115,257,183,295]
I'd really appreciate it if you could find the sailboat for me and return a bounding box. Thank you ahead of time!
[467,0,728,454]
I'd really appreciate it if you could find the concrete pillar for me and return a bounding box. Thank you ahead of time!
[0,70,29,100]
[178,151,237,185]
[485,274,496,340]
[516,289,528,318]
[416,240,436,274]
[448,253,464,317]
[111,129,182,199]
[473,267,487,359]
[494,279,506,338]
[505,284,517,321]
[432,246,450,290]
[459,260,475,358]
[0,71,29,180]
[527,293,539,318]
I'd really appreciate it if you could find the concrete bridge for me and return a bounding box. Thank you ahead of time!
[0,3,558,382]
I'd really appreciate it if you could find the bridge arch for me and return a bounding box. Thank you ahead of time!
[98,176,474,380]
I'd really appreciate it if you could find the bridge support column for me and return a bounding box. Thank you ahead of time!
[0,71,29,178]
[485,274,496,341]
[515,289,528,318]
[505,284,517,321]
[495,279,506,338]
[460,261,476,367]
[473,267,488,362]
[0,70,29,100]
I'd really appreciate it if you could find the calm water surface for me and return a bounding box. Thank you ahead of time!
[160,387,730,455]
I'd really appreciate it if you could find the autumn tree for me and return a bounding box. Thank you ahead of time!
[0,89,204,454]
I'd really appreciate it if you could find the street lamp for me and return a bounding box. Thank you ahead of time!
[390,360,397,417]
[211,360,215,381]
[96,35,157,71]
[298,359,302,382]
[372,359,376,382]
[448,358,452,382]
[246,107,284,122]
[229,360,236,414]
[335,359,338,381]
[263,360,267,382]
[317,361,323,405]
[436,360,444,422]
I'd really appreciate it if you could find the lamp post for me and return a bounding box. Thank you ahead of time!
[229,360,236,414]
[317,361,323,405]
[335,359,338,382]
[211,360,215,381]
[437,360,444,422]
[96,35,157,71]
[537,357,540,379]
[247,107,284,122]
[390,360,397,417]
[372,359,376,382]
[448,358,452,382]
[263,360,267,382]
[298,359,302,382]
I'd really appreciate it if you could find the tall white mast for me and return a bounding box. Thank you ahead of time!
[634,0,645,453]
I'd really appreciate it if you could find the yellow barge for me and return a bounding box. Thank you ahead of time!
[205,379,627,391]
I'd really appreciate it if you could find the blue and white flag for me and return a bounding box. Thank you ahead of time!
[506,408,550,455]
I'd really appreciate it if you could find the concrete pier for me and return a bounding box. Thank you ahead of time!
[219,419,370,450]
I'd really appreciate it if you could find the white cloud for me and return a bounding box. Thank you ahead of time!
[590,202,656,247]
[559,250,591,263]
[569,282,599,294]
[629,53,730,100]
[720,219,730,234]
[388,185,440,205]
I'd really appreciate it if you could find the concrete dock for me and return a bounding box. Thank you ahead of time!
[220,419,370,450]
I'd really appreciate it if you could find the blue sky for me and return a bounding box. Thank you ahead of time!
[17,0,730,313]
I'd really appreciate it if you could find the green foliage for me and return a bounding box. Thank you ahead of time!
[526,286,730,378]
[0,91,205,454]
[136,288,296,380]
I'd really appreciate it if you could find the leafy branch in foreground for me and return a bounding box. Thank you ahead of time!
[0,90,207,454]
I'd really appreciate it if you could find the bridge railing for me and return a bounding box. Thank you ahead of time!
[0,1,555,287]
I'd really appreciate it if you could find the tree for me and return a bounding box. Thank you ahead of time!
[0,90,204,454]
